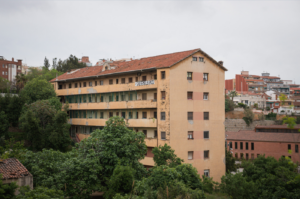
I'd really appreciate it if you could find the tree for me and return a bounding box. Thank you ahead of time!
[0,77,12,93]
[44,57,50,70]
[225,98,235,112]
[225,149,236,173]
[228,91,238,101]
[56,55,86,72]
[52,58,57,70]
[0,174,18,199]
[19,78,56,104]
[19,99,71,151]
[0,111,9,139]
[15,73,27,92]
[16,186,64,199]
[243,108,254,126]
[152,144,183,167]
[0,139,26,161]
[279,93,287,106]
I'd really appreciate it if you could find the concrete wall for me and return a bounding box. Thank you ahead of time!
[225,119,276,132]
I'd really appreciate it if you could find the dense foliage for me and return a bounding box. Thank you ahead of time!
[243,108,254,126]
[16,186,64,199]
[0,174,18,199]
[225,149,236,173]
[0,94,25,127]
[55,55,86,72]
[19,99,71,151]
[152,144,183,167]
[0,111,9,139]
[19,78,56,104]
[265,112,277,120]
[225,98,235,112]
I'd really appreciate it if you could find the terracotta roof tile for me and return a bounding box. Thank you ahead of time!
[0,158,32,179]
[50,48,227,82]
[226,131,300,143]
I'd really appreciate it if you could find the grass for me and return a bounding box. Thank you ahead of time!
[205,193,231,199]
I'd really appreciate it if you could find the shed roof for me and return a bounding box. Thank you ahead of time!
[0,158,32,180]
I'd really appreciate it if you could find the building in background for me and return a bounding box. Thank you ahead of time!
[0,56,22,81]
[79,56,92,67]
[226,125,300,163]
[50,48,227,181]
[232,92,267,108]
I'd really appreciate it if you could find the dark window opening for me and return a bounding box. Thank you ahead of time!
[161,71,165,79]
[161,112,165,120]
[188,131,193,139]
[129,77,133,83]
[142,112,147,119]
[187,72,192,80]
[121,78,125,84]
[204,150,209,159]
[161,131,166,140]
[116,79,119,84]
[188,112,193,120]
[204,112,209,120]
[240,142,243,150]
[204,131,209,139]
[235,142,238,149]
[187,92,193,100]
[142,76,147,81]
[109,79,113,85]
[142,93,147,100]
[251,143,254,150]
[192,57,197,61]
[161,91,166,100]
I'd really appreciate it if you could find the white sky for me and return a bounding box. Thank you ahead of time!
[1,0,300,83]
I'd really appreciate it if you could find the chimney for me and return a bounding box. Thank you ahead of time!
[218,61,223,65]
[12,57,14,61]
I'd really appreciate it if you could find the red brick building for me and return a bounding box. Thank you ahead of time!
[226,125,300,162]
[0,56,22,81]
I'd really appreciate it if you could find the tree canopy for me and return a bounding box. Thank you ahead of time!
[152,143,183,167]
[56,55,86,72]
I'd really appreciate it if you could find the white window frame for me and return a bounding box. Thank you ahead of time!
[188,151,193,160]
[204,170,210,178]
[204,93,209,100]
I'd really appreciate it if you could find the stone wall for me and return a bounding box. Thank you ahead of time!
[225,119,275,132]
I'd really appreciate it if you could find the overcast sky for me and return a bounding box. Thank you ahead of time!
[1,0,299,82]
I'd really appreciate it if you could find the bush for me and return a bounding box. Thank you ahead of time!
[16,186,64,199]
[225,99,235,112]
[266,107,270,111]
[238,103,247,109]
[243,108,254,126]
[265,112,277,120]
[0,174,18,199]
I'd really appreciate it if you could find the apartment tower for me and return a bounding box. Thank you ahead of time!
[50,49,227,181]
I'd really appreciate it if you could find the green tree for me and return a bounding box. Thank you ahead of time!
[56,55,86,72]
[19,78,56,104]
[279,93,287,106]
[152,144,183,167]
[0,139,26,161]
[44,57,50,70]
[104,164,135,199]
[0,111,9,139]
[243,108,254,126]
[19,100,71,151]
[225,98,235,112]
[0,77,12,93]
[225,149,236,173]
[16,186,64,199]
[15,73,27,92]
[0,174,18,199]
[52,58,57,70]
[228,91,238,101]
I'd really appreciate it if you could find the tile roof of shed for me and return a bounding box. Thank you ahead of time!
[50,48,227,82]
[0,158,32,180]
[226,130,300,143]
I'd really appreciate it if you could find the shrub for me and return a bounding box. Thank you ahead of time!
[243,108,254,126]
[266,107,270,111]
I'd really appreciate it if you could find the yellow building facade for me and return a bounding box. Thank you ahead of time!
[51,49,227,181]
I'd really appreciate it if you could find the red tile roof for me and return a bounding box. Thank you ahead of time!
[0,158,32,180]
[226,130,300,143]
[290,88,300,91]
[50,49,227,82]
[261,76,280,79]
[245,79,264,82]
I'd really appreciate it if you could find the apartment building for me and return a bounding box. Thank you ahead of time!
[226,125,300,163]
[0,56,22,81]
[232,92,267,108]
[50,49,227,181]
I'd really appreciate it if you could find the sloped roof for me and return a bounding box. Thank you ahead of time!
[50,48,227,82]
[261,76,280,79]
[0,158,32,179]
[226,130,300,143]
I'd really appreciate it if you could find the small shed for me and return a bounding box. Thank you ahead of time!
[0,158,33,195]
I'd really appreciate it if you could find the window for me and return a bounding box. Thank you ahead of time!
[116,79,119,84]
[246,153,249,160]
[83,82,86,87]
[122,112,126,118]
[129,77,133,83]
[142,112,147,119]
[235,142,238,149]
[100,80,104,85]
[187,92,193,100]
[199,57,204,62]
[203,73,208,81]
[142,76,147,81]
[251,143,254,150]
[135,77,138,82]
[2,71,4,75]
[241,153,244,159]
[251,154,254,160]
[204,150,209,159]
[89,82,92,87]
[100,112,104,118]
[154,93,157,101]
[136,112,139,119]
[161,91,166,100]
[116,112,119,116]
[188,151,193,160]
[143,130,147,137]
[288,144,291,150]
[203,93,209,100]
[240,142,243,150]
[95,81,97,86]
[109,79,113,85]
[204,170,209,177]
[188,131,193,139]
[257,154,260,158]
[69,84,72,88]
[161,71,165,79]
[142,93,147,100]
[121,78,125,84]
[5,72,7,75]
[154,74,157,80]
[204,131,209,139]
[204,112,209,120]
[188,112,193,120]
[296,145,299,153]
[154,130,157,138]
[246,142,248,150]
[154,111,157,119]
[75,83,78,88]
[229,142,232,149]
[161,112,165,120]
[275,103,279,106]
[192,57,197,61]
[161,131,166,140]
[187,72,192,80]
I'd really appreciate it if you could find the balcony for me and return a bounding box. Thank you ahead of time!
[139,157,155,166]
[56,80,157,96]
[68,100,157,110]
[145,138,158,147]
[69,118,157,128]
